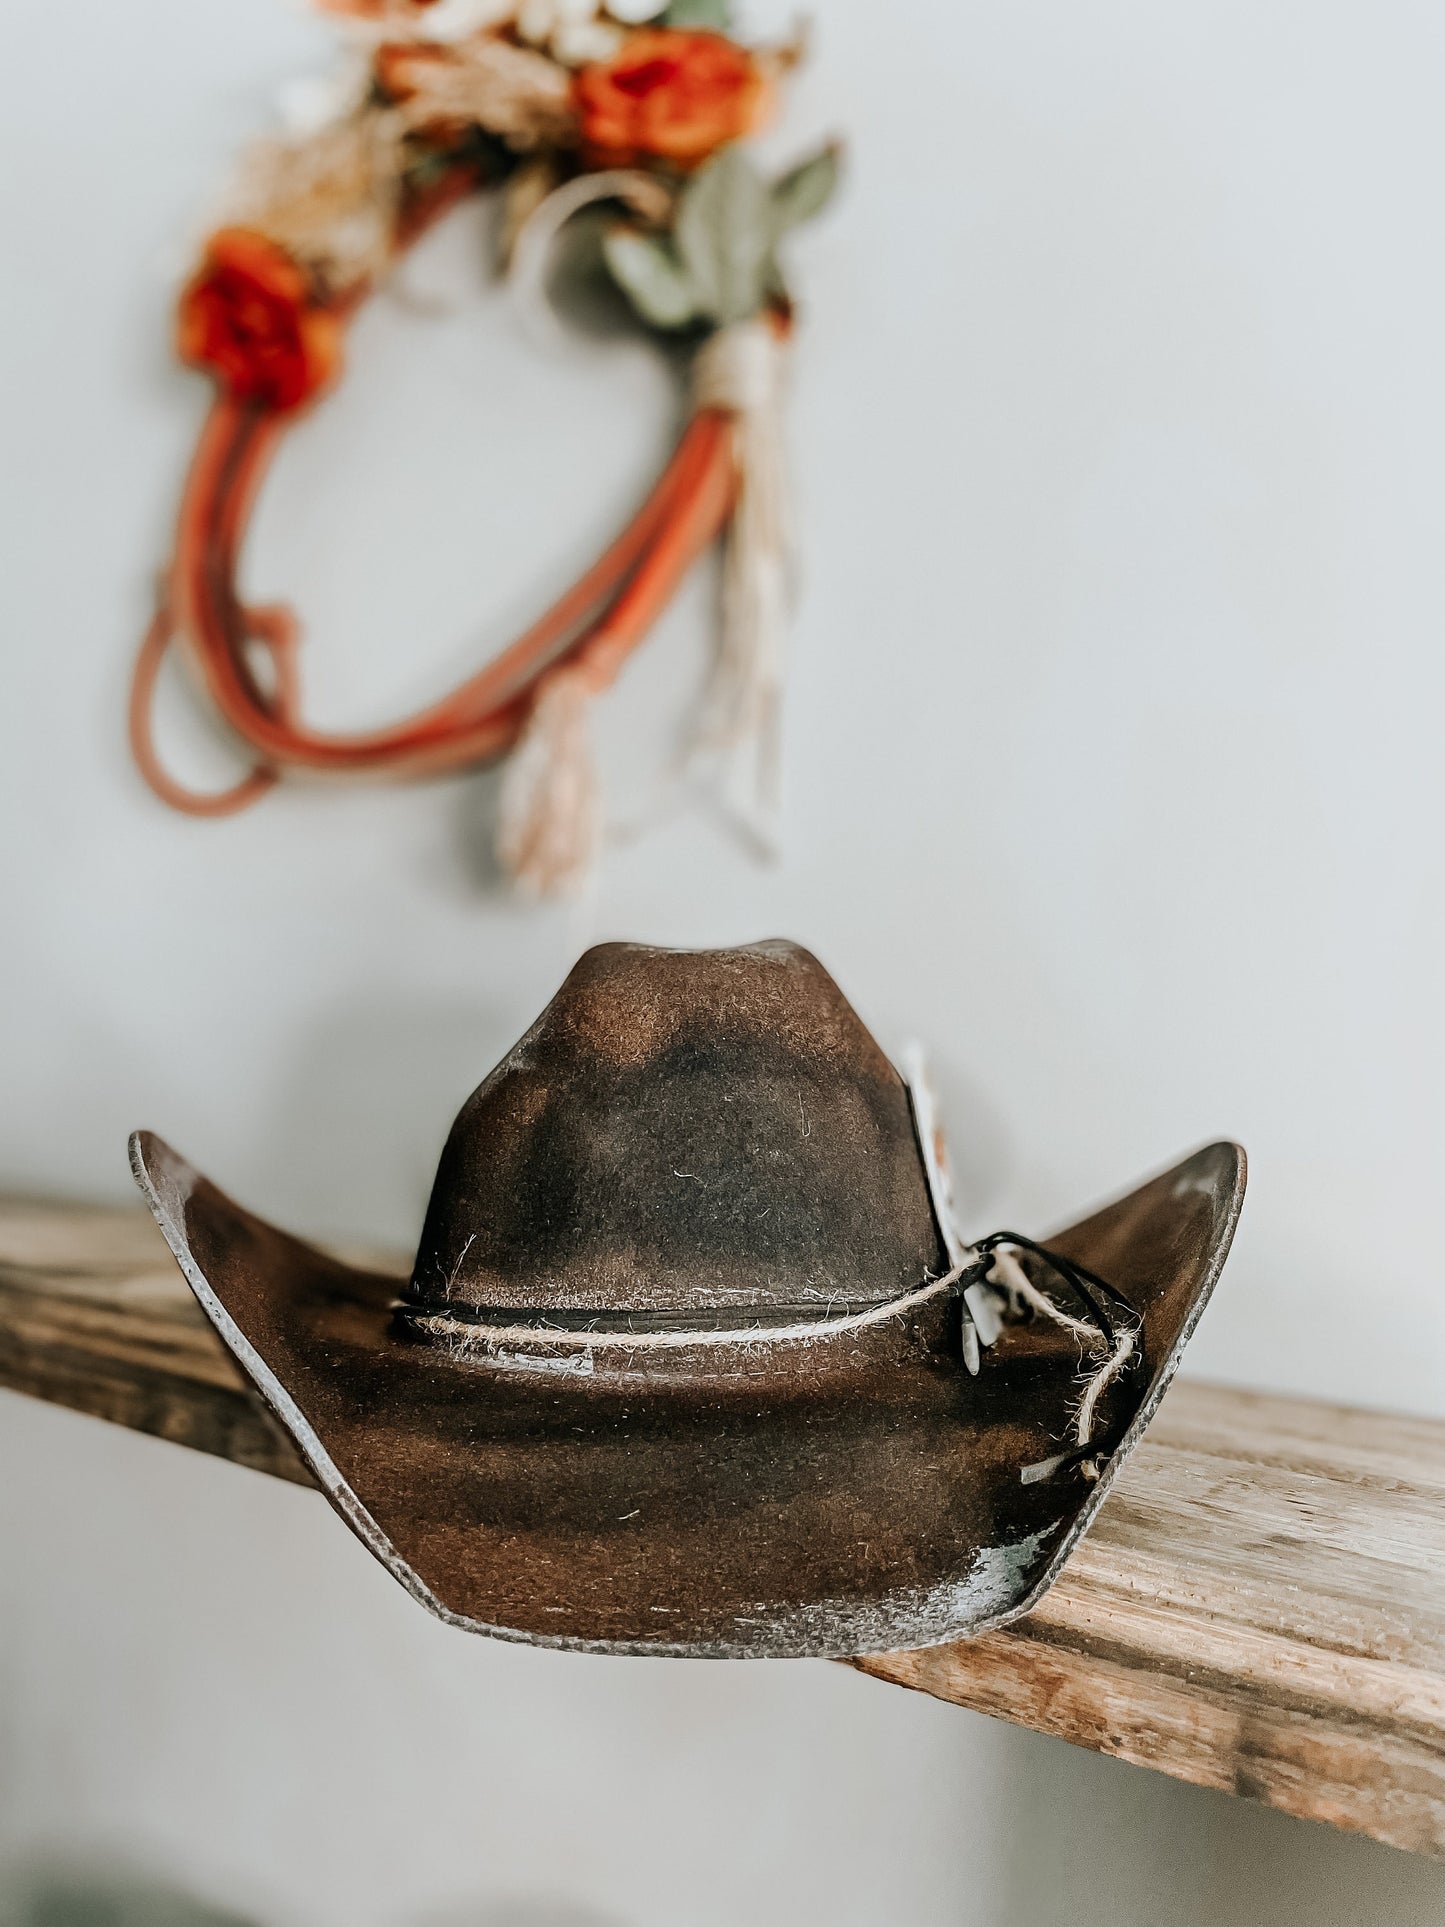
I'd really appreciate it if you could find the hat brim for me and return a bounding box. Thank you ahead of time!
[130,1131,1244,1659]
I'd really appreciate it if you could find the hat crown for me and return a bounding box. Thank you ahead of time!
[408,941,946,1317]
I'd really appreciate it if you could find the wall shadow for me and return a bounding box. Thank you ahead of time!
[0,1863,256,1927]
[450,764,512,899]
[991,1724,1445,1927]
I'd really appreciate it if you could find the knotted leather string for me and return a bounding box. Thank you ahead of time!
[396,1231,1141,1476]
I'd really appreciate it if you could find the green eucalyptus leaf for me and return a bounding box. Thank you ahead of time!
[601,226,698,329]
[661,0,732,28]
[770,142,842,233]
[676,146,773,325]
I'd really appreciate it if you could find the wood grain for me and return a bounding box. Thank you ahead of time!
[0,1197,319,1485]
[858,1385,1445,1858]
[2,1197,1443,1857]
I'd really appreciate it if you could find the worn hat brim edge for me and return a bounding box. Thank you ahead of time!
[129,1129,1246,1659]
[994,1139,1247,1636]
[130,1130,482,1644]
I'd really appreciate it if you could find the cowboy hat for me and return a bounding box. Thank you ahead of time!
[130,939,1244,1659]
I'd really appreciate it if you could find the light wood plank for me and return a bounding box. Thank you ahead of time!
[857,1381,1445,1858]
[2,1196,1443,1857]
[0,1196,318,1485]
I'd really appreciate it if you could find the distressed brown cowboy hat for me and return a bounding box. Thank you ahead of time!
[130,939,1244,1659]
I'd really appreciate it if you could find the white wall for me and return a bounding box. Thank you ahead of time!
[3,1,1444,1921]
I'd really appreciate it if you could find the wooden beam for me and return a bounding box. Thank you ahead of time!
[857,1389,1445,1858]
[0,1197,316,1485]
[2,1196,1443,1858]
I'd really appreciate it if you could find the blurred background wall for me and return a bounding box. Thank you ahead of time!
[3,0,1445,1921]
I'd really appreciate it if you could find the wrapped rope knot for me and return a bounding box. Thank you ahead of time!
[984,1244,1140,1480]
[689,316,792,827]
[692,314,784,415]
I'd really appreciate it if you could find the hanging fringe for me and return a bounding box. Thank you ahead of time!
[495,666,600,896]
[487,310,790,890]
[689,316,791,837]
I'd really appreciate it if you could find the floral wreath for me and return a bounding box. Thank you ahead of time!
[130,0,839,892]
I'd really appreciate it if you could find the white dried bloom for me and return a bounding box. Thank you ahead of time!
[277,51,374,137]
[604,0,669,21]
[515,0,591,42]
[550,17,623,62]
[516,0,622,66]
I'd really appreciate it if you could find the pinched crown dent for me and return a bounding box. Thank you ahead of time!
[408,941,946,1317]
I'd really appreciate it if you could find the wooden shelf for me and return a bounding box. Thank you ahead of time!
[2,1195,1442,1859]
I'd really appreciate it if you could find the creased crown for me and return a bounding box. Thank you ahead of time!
[408,941,946,1316]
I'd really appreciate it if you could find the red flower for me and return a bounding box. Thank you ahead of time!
[177,228,341,410]
[575,30,765,169]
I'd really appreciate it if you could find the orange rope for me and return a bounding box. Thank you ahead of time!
[131,166,742,816]
[128,598,279,818]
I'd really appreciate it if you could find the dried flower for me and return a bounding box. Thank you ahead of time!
[177,228,341,409]
[574,29,764,168]
[551,18,624,66]
[377,33,578,149]
[223,112,403,293]
[517,0,623,67]
[277,50,375,137]
[603,0,669,23]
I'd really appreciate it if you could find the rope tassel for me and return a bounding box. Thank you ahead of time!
[690,317,792,829]
[495,667,600,896]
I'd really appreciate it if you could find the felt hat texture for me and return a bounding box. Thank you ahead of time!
[131,940,1244,1658]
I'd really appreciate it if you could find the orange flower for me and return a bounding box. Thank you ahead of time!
[574,30,765,168]
[177,228,341,410]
